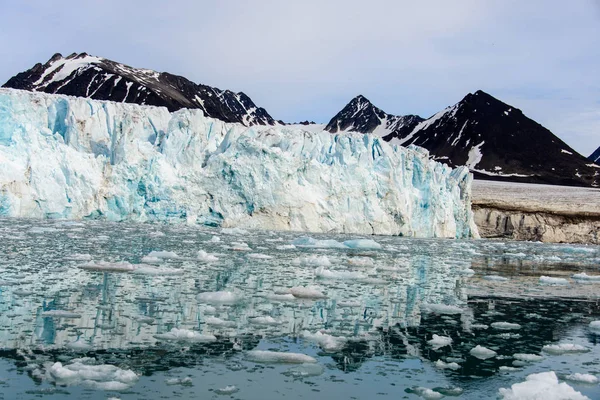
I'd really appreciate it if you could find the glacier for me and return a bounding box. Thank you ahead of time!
[0,88,477,238]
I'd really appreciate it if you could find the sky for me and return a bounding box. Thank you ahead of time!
[1,0,599,156]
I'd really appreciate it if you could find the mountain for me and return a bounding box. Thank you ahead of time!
[325,95,424,140]
[327,91,598,187]
[590,146,600,163]
[2,52,276,126]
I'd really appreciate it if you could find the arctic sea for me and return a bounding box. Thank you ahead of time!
[1,218,599,399]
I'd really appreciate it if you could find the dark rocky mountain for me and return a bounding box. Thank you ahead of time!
[590,146,600,164]
[325,95,423,139]
[328,91,598,187]
[3,52,276,126]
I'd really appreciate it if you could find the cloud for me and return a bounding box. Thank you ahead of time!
[0,0,598,155]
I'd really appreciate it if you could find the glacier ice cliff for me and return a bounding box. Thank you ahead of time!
[0,88,477,238]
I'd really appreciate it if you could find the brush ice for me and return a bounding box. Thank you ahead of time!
[0,88,476,238]
[248,316,281,326]
[542,343,589,355]
[79,261,136,273]
[470,345,497,359]
[539,276,569,285]
[47,360,138,391]
[289,286,326,299]
[197,291,240,304]
[491,322,521,330]
[498,371,589,400]
[428,334,452,350]
[301,330,347,352]
[342,239,382,250]
[483,275,509,282]
[314,266,367,280]
[147,251,179,259]
[293,255,331,267]
[572,273,600,281]
[513,353,543,362]
[421,304,464,314]
[589,321,600,331]
[41,310,81,318]
[197,250,218,262]
[154,328,217,343]
[564,373,598,384]
[204,316,236,327]
[434,360,460,370]
[347,257,375,267]
[215,385,239,395]
[245,350,317,364]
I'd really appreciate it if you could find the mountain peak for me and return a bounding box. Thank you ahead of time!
[3,52,276,126]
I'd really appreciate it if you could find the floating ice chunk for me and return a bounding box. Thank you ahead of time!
[154,328,217,343]
[204,317,236,327]
[247,253,273,259]
[589,321,600,332]
[276,244,296,250]
[245,350,317,364]
[421,303,464,314]
[314,266,367,280]
[483,275,508,282]
[498,371,589,400]
[199,305,217,314]
[293,255,331,267]
[207,235,221,243]
[284,363,325,377]
[470,345,497,360]
[267,293,297,302]
[539,276,569,285]
[459,268,475,275]
[215,385,239,395]
[197,291,240,304]
[337,300,361,307]
[249,316,281,326]
[291,237,346,249]
[342,239,382,250]
[428,334,452,350]
[132,316,154,324]
[197,250,219,262]
[500,366,521,372]
[42,310,81,318]
[409,387,444,400]
[141,256,162,264]
[165,377,193,386]
[147,250,179,259]
[148,231,165,237]
[347,257,375,267]
[572,273,600,281]
[434,360,460,370]
[301,330,347,352]
[47,361,138,391]
[66,340,93,351]
[131,265,184,276]
[542,343,589,355]
[564,373,598,384]
[221,227,248,235]
[513,353,543,362]
[491,322,521,330]
[289,286,326,299]
[230,242,252,251]
[79,261,136,273]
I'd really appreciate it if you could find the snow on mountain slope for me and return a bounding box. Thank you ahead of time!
[3,52,277,126]
[0,88,477,238]
[325,95,423,140]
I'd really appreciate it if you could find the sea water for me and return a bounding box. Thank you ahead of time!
[0,218,599,399]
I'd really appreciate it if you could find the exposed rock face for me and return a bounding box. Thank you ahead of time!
[590,146,600,163]
[472,180,600,244]
[2,52,276,126]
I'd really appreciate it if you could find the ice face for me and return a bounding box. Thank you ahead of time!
[0,88,477,238]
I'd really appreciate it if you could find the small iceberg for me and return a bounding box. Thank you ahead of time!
[245,350,317,364]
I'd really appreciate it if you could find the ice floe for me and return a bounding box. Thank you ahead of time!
[470,345,497,360]
[154,328,217,343]
[498,371,589,400]
[245,350,317,364]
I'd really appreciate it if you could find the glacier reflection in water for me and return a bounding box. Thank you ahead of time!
[0,218,599,399]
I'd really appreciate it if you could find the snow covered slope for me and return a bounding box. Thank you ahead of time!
[3,52,277,126]
[0,88,477,238]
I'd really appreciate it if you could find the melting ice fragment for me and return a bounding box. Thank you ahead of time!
[498,371,589,400]
[314,266,367,280]
[491,322,521,330]
[47,360,138,391]
[289,286,326,299]
[153,328,217,343]
[291,237,346,249]
[301,330,347,352]
[342,239,382,250]
[427,334,452,350]
[539,276,569,285]
[470,345,497,360]
[197,250,219,262]
[41,310,82,319]
[214,385,239,395]
[542,343,590,355]
[571,272,600,281]
[564,373,599,384]
[245,350,317,364]
[197,291,241,304]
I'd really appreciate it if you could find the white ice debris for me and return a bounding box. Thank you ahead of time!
[153,328,217,343]
[513,353,544,362]
[146,250,179,259]
[411,387,445,400]
[564,373,598,384]
[245,350,317,364]
[131,265,184,275]
[230,242,252,251]
[434,360,460,370]
[428,334,453,350]
[589,321,600,332]
[247,253,273,259]
[491,322,521,330]
[483,275,509,282]
[248,316,281,326]
[539,276,569,285]
[204,316,236,327]
[542,343,589,355]
[293,255,331,267]
[0,89,477,237]
[470,345,497,360]
[41,310,81,318]
[165,377,193,386]
[342,239,382,250]
[572,272,600,281]
[499,371,589,400]
[289,286,326,299]
[421,304,464,314]
[208,235,221,243]
[197,250,219,262]
[215,385,239,395]
[197,291,240,304]
[314,266,367,280]
[291,237,346,248]
[79,261,136,273]
[47,360,138,391]
[347,257,375,267]
[301,330,347,352]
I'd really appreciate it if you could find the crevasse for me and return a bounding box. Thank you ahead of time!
[0,88,477,238]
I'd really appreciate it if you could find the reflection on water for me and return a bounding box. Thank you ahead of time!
[0,219,599,399]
